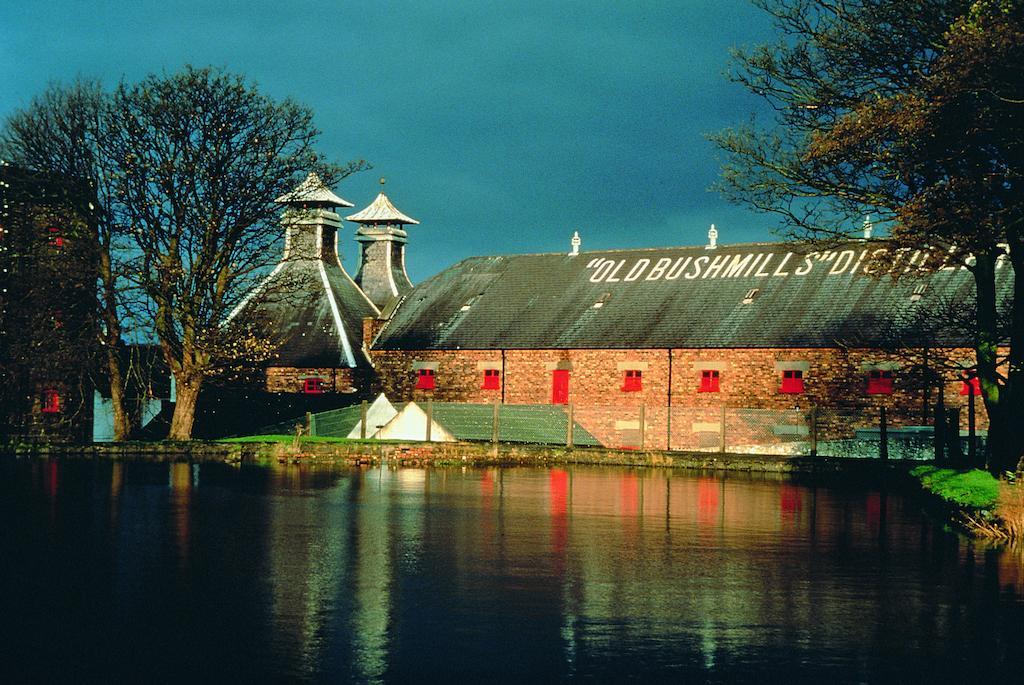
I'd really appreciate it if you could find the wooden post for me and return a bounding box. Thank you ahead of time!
[967,386,977,468]
[719,405,727,454]
[306,411,313,437]
[946,408,961,465]
[639,405,646,450]
[492,400,500,444]
[934,384,946,462]
[566,403,575,448]
[425,399,433,442]
[879,406,888,462]
[360,400,368,439]
[810,404,818,457]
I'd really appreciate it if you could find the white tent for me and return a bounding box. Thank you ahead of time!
[346,393,400,439]
[373,402,455,442]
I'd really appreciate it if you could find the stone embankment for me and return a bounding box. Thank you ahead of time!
[7,439,916,474]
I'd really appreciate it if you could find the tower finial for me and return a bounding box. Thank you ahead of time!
[706,224,718,249]
[862,214,873,240]
[379,177,386,189]
[569,230,581,256]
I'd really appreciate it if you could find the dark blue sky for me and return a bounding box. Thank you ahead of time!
[1,0,780,281]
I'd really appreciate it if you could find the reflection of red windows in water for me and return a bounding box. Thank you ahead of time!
[549,469,569,563]
[45,461,59,499]
[866,492,881,530]
[550,469,568,515]
[619,474,639,516]
[697,479,718,525]
[779,485,802,521]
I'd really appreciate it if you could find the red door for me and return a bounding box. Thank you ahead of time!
[551,369,570,404]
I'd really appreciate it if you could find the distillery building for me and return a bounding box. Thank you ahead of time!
[365,226,1004,449]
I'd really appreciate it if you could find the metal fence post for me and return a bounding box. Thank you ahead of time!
[360,400,368,439]
[566,403,574,448]
[639,404,646,450]
[425,399,433,442]
[492,400,500,444]
[719,405,727,454]
[810,404,818,457]
[879,406,888,461]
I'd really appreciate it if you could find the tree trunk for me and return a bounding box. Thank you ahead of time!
[984,402,1023,474]
[168,376,202,441]
[106,348,132,441]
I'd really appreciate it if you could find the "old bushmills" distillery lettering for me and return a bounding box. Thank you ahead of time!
[584,248,991,284]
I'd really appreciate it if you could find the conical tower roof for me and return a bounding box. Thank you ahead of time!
[275,172,354,207]
[346,183,419,225]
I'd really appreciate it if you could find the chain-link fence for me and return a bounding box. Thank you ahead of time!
[256,399,991,460]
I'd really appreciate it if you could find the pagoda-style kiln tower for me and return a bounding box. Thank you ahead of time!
[347,179,420,310]
[231,173,379,394]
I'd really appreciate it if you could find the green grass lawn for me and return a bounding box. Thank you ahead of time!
[910,465,1000,510]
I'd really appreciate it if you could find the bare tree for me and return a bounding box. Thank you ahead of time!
[106,66,367,439]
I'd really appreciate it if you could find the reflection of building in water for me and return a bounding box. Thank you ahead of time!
[262,466,402,682]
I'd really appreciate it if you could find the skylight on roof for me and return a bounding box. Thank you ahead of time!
[742,288,760,304]
[593,292,612,309]
[910,284,927,302]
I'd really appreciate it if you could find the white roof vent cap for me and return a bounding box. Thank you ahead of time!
[569,230,581,256]
[706,224,718,250]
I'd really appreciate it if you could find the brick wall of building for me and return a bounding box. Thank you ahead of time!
[265,366,358,394]
[369,346,991,449]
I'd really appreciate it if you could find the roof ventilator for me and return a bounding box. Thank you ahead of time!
[593,292,612,309]
[910,284,927,302]
[742,288,760,304]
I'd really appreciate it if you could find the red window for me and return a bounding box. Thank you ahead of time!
[622,369,642,392]
[302,377,324,394]
[416,368,436,390]
[482,368,500,390]
[780,369,804,394]
[867,369,894,394]
[41,388,61,414]
[551,369,570,404]
[699,369,720,393]
[47,226,63,249]
[960,371,981,396]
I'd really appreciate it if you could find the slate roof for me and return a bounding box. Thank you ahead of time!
[374,240,1010,350]
[238,258,378,367]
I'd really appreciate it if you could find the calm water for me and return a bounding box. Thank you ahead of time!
[1,458,1022,683]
